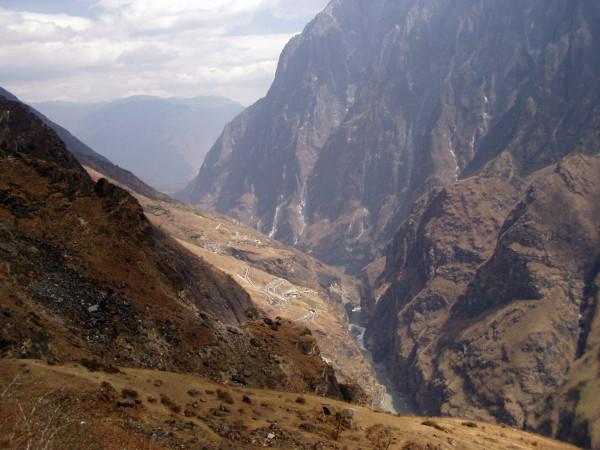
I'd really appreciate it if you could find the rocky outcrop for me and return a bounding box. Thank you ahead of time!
[181,0,600,273]
[366,154,600,444]
[0,97,355,400]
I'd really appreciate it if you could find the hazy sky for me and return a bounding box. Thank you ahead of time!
[0,0,330,105]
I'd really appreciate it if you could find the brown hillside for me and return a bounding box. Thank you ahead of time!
[367,153,600,447]
[84,164,383,406]
[0,97,353,400]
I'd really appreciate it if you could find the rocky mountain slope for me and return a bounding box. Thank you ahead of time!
[0,85,578,450]
[365,153,600,448]
[180,0,600,273]
[84,163,385,408]
[35,96,244,192]
[0,95,355,401]
[176,1,600,447]
[4,85,385,408]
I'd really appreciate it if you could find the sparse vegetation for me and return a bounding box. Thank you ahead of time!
[0,360,577,450]
[0,374,155,449]
[160,394,182,413]
[217,389,234,405]
[333,407,354,440]
[367,424,396,450]
[422,419,449,433]
[402,443,426,450]
[245,306,260,320]
[121,388,139,398]
[187,388,201,397]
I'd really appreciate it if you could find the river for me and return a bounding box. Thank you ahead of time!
[348,307,413,414]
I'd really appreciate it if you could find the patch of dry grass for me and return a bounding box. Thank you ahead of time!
[0,372,158,450]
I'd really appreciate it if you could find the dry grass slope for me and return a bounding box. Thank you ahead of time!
[0,360,579,450]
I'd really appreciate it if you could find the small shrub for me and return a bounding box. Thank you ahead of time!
[332,408,354,440]
[80,359,102,372]
[421,419,448,433]
[187,388,201,397]
[299,422,317,432]
[160,394,182,414]
[402,443,426,450]
[96,382,117,403]
[462,421,477,428]
[366,424,396,450]
[295,396,306,404]
[121,388,138,399]
[245,307,260,320]
[216,389,234,405]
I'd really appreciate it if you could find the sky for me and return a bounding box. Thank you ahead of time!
[0,0,330,105]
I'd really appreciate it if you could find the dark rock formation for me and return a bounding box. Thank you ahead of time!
[366,154,600,446]
[180,0,600,273]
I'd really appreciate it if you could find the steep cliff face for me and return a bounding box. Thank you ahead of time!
[556,267,600,449]
[366,154,600,446]
[0,97,354,399]
[181,0,600,272]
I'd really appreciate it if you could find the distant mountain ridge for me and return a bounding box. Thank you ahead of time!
[34,95,244,192]
[0,86,168,201]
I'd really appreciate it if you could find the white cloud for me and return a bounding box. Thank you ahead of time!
[0,0,330,104]
[269,0,331,19]
[0,8,94,42]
